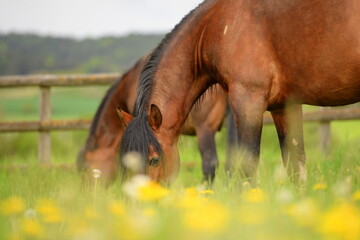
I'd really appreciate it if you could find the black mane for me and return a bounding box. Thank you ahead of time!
[120,0,209,166]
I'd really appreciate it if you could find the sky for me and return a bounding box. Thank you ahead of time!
[0,0,203,38]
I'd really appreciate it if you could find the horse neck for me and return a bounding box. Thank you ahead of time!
[150,29,212,138]
[91,73,136,149]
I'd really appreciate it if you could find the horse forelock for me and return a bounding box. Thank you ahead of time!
[119,114,163,170]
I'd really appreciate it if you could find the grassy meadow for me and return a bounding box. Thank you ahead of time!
[0,86,360,240]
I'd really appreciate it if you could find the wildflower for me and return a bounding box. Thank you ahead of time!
[21,219,44,238]
[0,196,25,216]
[108,200,124,216]
[243,188,266,203]
[123,175,169,201]
[313,182,327,190]
[184,187,198,196]
[122,152,144,172]
[183,200,229,233]
[319,203,360,240]
[138,182,169,201]
[91,169,101,179]
[36,199,63,223]
[199,189,215,195]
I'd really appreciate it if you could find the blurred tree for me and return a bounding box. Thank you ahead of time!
[0,33,163,75]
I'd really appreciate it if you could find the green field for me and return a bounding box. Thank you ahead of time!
[1,87,360,240]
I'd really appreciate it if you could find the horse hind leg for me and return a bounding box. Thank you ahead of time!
[225,107,238,175]
[197,127,219,183]
[271,105,307,184]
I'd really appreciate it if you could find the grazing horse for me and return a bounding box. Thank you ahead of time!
[119,0,360,185]
[77,54,228,185]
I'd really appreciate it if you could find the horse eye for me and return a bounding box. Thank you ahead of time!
[149,157,160,166]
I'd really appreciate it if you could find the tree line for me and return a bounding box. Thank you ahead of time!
[0,33,164,75]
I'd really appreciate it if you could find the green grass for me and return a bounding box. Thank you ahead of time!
[0,87,360,239]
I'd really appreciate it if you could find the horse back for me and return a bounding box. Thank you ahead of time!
[201,0,360,107]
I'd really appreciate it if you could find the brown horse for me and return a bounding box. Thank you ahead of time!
[119,0,360,185]
[77,54,228,185]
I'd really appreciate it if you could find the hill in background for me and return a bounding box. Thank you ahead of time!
[0,33,164,75]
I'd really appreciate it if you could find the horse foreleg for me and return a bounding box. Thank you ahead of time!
[197,127,219,183]
[271,105,307,184]
[228,88,266,185]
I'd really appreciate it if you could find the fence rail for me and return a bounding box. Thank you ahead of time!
[1,74,359,165]
[0,73,121,87]
[0,119,92,132]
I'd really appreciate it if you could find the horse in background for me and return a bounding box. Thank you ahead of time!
[77,54,228,186]
[119,0,360,185]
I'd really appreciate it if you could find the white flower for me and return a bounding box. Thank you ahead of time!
[122,175,151,199]
[92,169,102,179]
[122,152,144,172]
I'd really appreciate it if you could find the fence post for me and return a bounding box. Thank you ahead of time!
[39,86,51,163]
[319,107,331,155]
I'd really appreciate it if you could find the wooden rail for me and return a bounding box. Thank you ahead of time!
[0,119,92,132]
[0,73,120,87]
[0,73,120,164]
[0,73,359,165]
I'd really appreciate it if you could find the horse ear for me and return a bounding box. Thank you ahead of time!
[149,104,162,130]
[116,106,134,128]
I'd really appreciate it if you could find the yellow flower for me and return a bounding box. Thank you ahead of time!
[319,203,360,240]
[352,191,360,202]
[184,187,198,196]
[0,196,25,216]
[199,189,215,195]
[36,199,63,223]
[123,175,169,201]
[243,188,266,203]
[285,198,319,227]
[138,182,169,201]
[183,200,229,233]
[108,200,124,216]
[22,219,44,238]
[313,182,327,190]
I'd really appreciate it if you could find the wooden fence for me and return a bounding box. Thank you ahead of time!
[0,74,360,165]
[0,73,121,164]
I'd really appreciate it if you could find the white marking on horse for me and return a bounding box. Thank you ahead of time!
[223,25,228,35]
